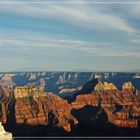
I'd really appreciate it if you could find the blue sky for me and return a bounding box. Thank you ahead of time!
[0,0,140,72]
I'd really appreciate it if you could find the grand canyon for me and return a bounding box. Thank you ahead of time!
[1,0,140,138]
[0,72,140,137]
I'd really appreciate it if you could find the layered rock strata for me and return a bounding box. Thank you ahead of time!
[0,81,140,132]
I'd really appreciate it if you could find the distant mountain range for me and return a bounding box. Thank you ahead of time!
[0,72,140,98]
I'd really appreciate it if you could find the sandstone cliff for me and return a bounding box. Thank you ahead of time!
[94,82,117,90]
[122,82,134,90]
[1,87,78,132]
[0,81,140,134]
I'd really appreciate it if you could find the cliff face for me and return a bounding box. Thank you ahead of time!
[0,72,140,98]
[94,82,117,90]
[73,90,140,128]
[14,86,43,99]
[1,81,140,134]
[122,82,134,90]
[0,85,11,99]
[1,87,77,132]
[0,74,15,88]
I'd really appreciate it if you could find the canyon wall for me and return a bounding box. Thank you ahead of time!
[0,81,140,133]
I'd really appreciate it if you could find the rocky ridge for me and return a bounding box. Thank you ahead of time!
[0,72,140,98]
[0,80,140,135]
[94,82,117,90]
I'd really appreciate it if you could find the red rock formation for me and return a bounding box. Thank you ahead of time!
[95,82,117,90]
[114,119,138,128]
[1,87,78,132]
[1,81,140,132]
[122,82,134,90]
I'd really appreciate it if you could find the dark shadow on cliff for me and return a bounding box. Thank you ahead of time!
[8,124,69,137]
[3,92,140,137]
[70,105,112,136]
[70,105,140,136]
[4,108,69,137]
[65,79,98,103]
[3,103,140,137]
[4,93,16,133]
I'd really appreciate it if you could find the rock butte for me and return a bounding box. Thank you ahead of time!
[94,82,117,90]
[0,81,140,132]
[122,82,135,90]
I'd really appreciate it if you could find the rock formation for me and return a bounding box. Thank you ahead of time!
[29,73,36,81]
[0,122,12,138]
[39,78,45,91]
[0,72,140,98]
[1,86,78,132]
[94,82,117,90]
[0,74,15,88]
[14,86,43,99]
[0,81,140,135]
[122,82,134,90]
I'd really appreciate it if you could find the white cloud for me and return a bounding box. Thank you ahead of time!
[0,1,139,58]
[76,43,140,58]
[0,32,139,58]
[0,2,135,34]
[0,1,139,72]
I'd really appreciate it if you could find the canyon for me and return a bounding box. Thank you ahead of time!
[0,72,140,98]
[0,78,140,136]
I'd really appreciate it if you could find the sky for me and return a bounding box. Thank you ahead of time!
[0,0,140,72]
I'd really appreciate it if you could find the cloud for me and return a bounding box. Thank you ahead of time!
[0,1,139,71]
[0,31,139,58]
[81,46,140,57]
[128,3,140,16]
[0,2,135,34]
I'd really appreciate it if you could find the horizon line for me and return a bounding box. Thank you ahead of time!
[0,70,139,73]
